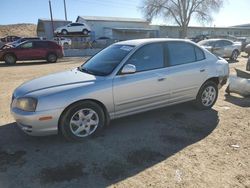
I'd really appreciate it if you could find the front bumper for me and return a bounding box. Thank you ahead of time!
[11,107,63,136]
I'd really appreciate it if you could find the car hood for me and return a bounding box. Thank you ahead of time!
[14,68,103,97]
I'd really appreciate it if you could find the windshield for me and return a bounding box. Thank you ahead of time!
[80,44,134,76]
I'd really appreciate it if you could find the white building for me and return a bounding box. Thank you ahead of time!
[76,16,159,40]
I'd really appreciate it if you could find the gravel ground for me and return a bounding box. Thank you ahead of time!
[0,56,249,188]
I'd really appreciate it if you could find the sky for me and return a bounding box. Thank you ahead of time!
[1,0,249,27]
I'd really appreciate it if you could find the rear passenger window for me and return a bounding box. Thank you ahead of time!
[223,40,233,46]
[167,42,205,66]
[126,43,164,72]
[35,42,48,48]
[195,47,205,61]
[167,42,196,66]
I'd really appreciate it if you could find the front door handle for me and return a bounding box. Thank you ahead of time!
[158,77,166,81]
[200,69,205,72]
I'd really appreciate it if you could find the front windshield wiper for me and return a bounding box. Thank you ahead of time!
[77,66,106,76]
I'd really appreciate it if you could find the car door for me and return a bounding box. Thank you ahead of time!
[71,23,79,32]
[212,40,225,57]
[113,43,171,118]
[165,41,208,103]
[33,41,48,58]
[76,23,83,32]
[67,23,74,33]
[14,41,37,60]
[222,40,234,57]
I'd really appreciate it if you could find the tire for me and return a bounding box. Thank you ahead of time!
[46,53,57,63]
[247,57,250,71]
[230,50,239,61]
[82,29,89,35]
[63,42,69,49]
[60,101,105,141]
[195,81,218,110]
[62,29,68,35]
[4,53,16,65]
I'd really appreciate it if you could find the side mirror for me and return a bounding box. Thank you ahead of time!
[121,64,136,74]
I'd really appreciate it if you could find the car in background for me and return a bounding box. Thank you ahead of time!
[198,39,241,61]
[0,35,21,43]
[10,38,229,140]
[190,34,210,43]
[54,37,72,48]
[0,40,63,65]
[54,22,91,35]
[244,44,250,57]
[8,37,41,47]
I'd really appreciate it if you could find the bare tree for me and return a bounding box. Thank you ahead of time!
[141,0,224,38]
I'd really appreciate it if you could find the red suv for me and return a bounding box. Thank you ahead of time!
[0,40,64,65]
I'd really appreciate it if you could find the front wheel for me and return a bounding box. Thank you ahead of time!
[195,81,218,110]
[4,54,16,65]
[62,29,68,35]
[60,101,105,141]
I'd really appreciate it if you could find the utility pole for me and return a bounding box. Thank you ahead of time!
[49,0,55,38]
[64,0,68,21]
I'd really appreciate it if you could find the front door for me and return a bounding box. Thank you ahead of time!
[113,43,171,118]
[15,41,37,60]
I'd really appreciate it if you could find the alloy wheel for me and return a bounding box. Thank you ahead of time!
[201,86,217,107]
[69,108,99,137]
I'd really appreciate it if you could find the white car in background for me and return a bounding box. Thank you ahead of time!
[54,22,91,35]
[198,39,241,61]
[54,37,72,48]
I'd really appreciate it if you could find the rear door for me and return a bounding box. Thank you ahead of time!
[33,41,49,58]
[212,40,227,57]
[70,23,79,32]
[165,41,208,103]
[113,43,171,117]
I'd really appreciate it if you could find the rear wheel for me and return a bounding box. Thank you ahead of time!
[62,29,68,35]
[60,101,105,141]
[82,29,89,35]
[195,81,218,110]
[4,54,16,65]
[230,50,239,61]
[47,53,57,63]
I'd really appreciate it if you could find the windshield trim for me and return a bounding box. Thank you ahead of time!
[80,44,135,76]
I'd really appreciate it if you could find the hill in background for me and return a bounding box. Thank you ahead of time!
[0,23,37,37]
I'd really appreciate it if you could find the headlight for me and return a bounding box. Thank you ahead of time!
[12,97,37,112]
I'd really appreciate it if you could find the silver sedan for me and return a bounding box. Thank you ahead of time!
[11,38,229,141]
[198,39,241,61]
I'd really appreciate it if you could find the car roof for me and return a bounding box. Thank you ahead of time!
[201,39,233,42]
[116,38,195,46]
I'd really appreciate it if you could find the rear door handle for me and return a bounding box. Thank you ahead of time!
[200,69,205,72]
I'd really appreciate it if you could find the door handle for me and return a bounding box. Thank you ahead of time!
[200,69,205,72]
[158,77,166,81]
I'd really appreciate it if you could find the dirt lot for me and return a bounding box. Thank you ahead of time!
[0,56,249,188]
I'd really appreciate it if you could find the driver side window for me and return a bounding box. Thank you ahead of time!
[125,43,164,72]
[20,42,33,49]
